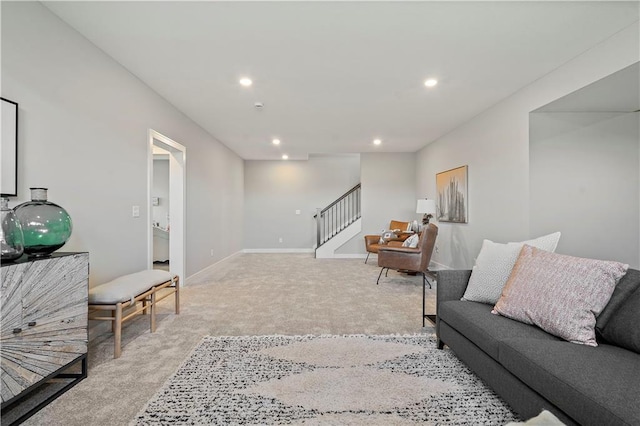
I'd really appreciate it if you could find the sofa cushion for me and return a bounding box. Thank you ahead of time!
[499,339,640,426]
[493,245,628,346]
[597,285,640,354]
[439,300,559,360]
[596,268,640,335]
[462,232,561,305]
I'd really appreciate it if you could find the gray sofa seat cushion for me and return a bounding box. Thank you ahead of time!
[439,300,560,359]
[499,338,640,426]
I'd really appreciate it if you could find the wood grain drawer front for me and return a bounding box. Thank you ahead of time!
[0,254,89,403]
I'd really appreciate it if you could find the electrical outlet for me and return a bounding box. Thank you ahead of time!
[435,245,440,253]
[210,249,214,257]
[132,205,140,218]
[295,209,301,215]
[279,237,283,243]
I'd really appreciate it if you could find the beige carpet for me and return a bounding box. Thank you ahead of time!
[24,253,437,425]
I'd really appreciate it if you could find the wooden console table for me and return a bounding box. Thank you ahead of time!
[1,252,89,425]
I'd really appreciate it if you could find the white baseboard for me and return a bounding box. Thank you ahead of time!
[331,253,368,259]
[185,251,242,284]
[430,260,453,270]
[242,248,315,254]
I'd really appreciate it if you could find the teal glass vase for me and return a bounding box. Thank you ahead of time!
[0,197,25,261]
[14,188,73,257]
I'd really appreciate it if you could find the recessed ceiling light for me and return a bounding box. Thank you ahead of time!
[373,139,382,145]
[239,77,252,87]
[424,78,438,87]
[272,139,281,145]
[282,154,289,160]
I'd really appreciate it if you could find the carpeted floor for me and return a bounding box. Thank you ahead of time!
[133,334,518,425]
[24,253,438,425]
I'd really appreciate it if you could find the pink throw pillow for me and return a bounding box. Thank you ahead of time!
[493,245,628,346]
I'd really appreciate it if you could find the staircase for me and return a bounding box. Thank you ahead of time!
[315,184,361,258]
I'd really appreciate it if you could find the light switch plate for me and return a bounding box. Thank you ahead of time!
[132,205,140,217]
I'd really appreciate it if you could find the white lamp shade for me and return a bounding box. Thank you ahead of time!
[416,199,436,214]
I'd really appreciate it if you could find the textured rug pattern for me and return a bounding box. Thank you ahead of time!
[133,334,519,425]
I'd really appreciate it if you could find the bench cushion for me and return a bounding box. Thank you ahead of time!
[89,270,174,304]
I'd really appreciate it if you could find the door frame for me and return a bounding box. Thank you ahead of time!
[147,129,186,286]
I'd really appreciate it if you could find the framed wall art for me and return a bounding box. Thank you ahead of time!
[436,165,468,223]
[1,97,18,197]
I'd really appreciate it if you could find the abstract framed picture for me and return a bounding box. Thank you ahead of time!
[1,97,18,197]
[436,165,468,223]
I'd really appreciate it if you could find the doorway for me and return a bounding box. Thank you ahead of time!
[147,129,186,286]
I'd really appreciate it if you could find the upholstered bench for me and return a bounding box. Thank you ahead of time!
[88,270,180,358]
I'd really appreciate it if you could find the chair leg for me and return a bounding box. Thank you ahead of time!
[376,267,386,285]
[365,253,370,264]
[422,273,426,327]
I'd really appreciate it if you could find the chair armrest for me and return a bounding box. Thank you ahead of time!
[364,235,381,251]
[377,246,419,254]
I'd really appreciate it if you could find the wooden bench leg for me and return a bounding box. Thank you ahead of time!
[142,299,148,315]
[114,303,123,359]
[150,288,157,333]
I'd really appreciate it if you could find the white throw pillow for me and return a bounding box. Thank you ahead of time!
[402,234,419,248]
[461,232,561,305]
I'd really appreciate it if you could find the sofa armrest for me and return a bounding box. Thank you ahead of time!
[437,269,472,303]
[436,269,472,347]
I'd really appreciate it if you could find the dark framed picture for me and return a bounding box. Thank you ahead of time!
[436,165,468,223]
[1,97,18,197]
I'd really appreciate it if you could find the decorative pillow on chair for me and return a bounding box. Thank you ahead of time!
[402,234,419,248]
[461,232,561,304]
[378,231,397,245]
[493,245,628,347]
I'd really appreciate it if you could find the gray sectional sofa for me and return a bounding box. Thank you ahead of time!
[436,269,640,426]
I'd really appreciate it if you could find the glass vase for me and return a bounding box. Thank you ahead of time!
[14,188,73,257]
[0,197,25,261]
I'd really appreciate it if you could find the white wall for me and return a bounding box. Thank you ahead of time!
[244,154,360,249]
[416,23,639,269]
[2,2,244,284]
[530,112,639,267]
[336,152,417,255]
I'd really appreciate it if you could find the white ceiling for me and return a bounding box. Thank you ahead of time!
[44,1,639,160]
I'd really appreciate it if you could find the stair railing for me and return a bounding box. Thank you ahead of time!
[315,183,361,248]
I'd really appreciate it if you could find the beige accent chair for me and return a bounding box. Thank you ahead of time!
[363,220,413,264]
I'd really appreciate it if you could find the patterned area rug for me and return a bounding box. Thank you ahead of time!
[132,334,519,425]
